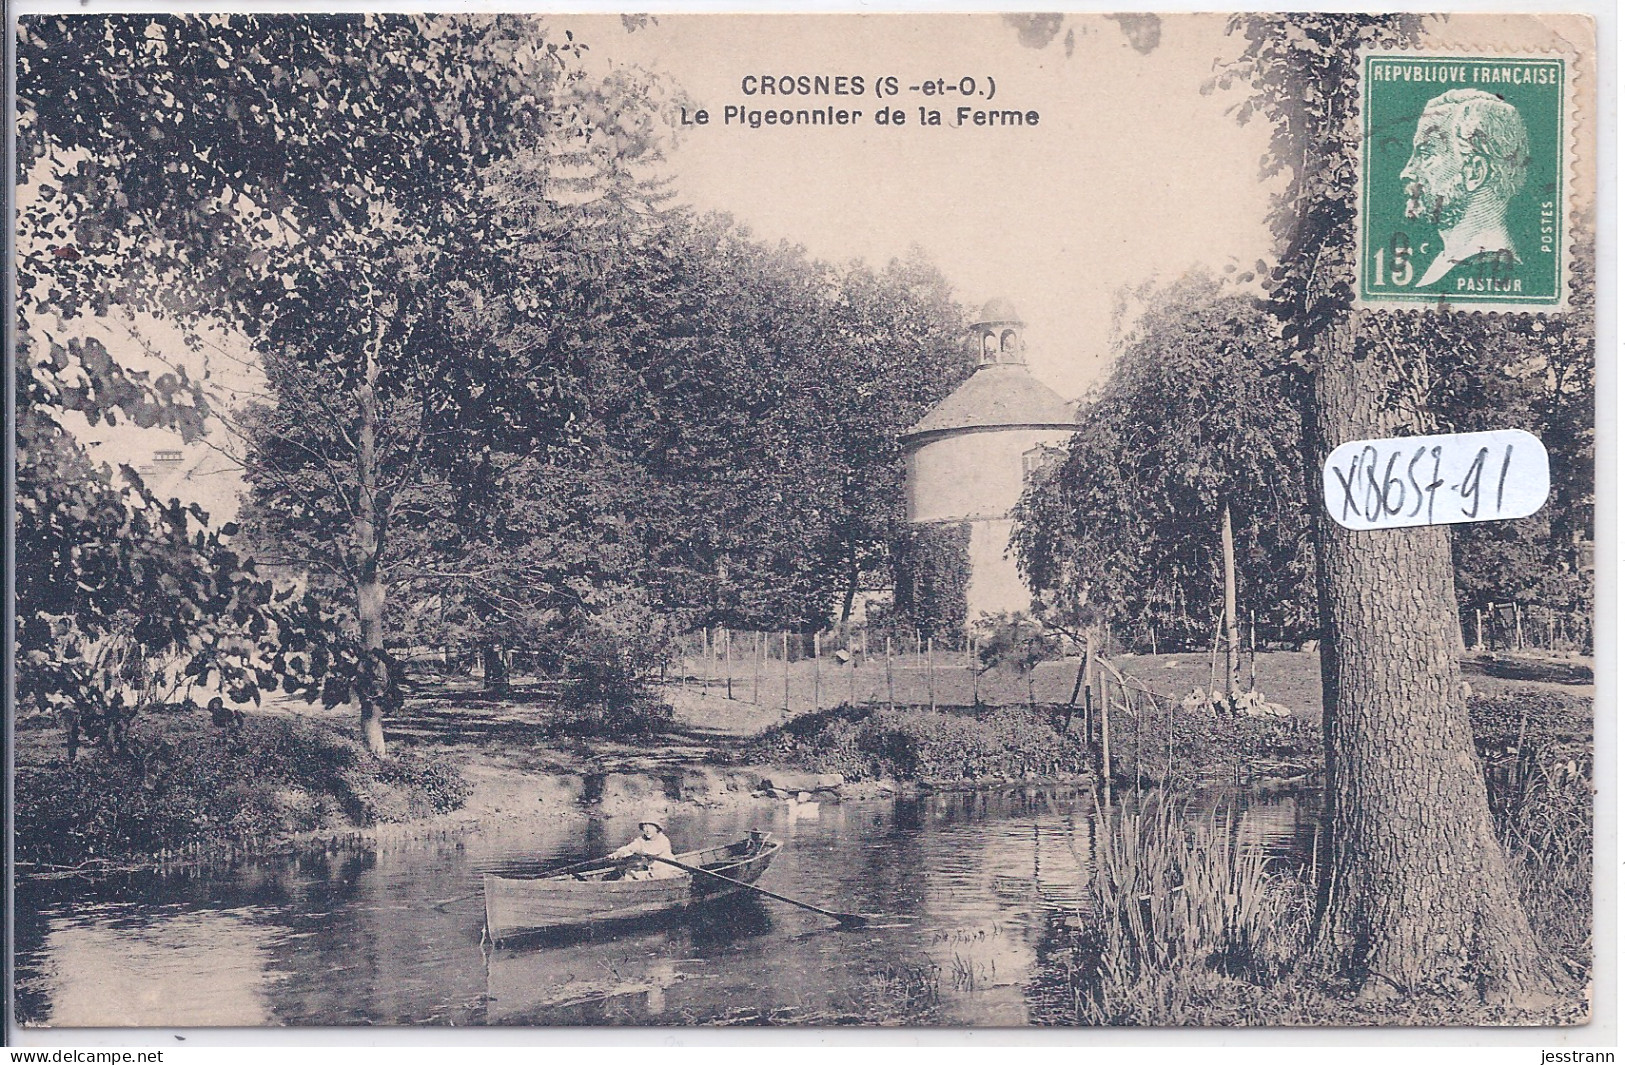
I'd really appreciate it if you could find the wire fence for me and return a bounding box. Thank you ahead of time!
[1466,602,1592,653]
[666,625,1103,715]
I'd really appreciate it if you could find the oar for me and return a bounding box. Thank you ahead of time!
[650,855,870,928]
[545,854,617,877]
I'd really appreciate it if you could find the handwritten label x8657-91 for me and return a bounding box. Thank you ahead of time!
[1321,429,1550,531]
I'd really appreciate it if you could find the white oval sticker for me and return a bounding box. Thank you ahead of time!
[1322,429,1550,531]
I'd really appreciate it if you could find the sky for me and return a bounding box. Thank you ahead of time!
[568,12,1284,400]
[50,12,1597,481]
[52,12,1291,505]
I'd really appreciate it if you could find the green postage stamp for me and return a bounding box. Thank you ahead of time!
[1358,52,1572,311]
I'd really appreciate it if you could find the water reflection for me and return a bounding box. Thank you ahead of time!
[15,786,1317,1027]
[36,908,277,1026]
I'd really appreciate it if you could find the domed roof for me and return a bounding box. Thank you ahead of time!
[975,297,1024,326]
[902,364,1077,443]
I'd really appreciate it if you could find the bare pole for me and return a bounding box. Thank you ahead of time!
[1091,628,1111,790]
[927,636,936,712]
[1207,611,1223,696]
[1221,500,1240,695]
[753,631,762,705]
[1100,647,1112,790]
[849,630,858,707]
[886,636,895,712]
[813,631,822,712]
[783,631,791,715]
[725,627,733,700]
[1248,609,1258,692]
[702,626,712,696]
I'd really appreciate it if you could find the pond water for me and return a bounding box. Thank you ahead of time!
[14,786,1318,1028]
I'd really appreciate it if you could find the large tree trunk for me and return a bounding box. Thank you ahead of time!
[354,346,388,758]
[1309,318,1548,996]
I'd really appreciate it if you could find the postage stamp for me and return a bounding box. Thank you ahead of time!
[1358,52,1571,311]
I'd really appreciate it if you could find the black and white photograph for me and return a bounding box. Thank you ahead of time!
[7,9,1602,1035]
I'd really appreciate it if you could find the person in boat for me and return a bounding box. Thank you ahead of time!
[607,815,683,880]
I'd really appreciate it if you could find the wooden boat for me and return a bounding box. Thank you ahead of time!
[483,832,783,942]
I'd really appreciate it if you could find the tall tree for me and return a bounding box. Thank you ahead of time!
[1220,14,1556,994]
[571,216,968,633]
[824,251,973,624]
[1013,276,1316,654]
[21,14,666,754]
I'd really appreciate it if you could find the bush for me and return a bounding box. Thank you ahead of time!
[14,715,469,865]
[550,627,674,736]
[743,703,1090,782]
[1095,694,1319,789]
[1468,689,1591,753]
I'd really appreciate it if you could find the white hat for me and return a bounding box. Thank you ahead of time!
[638,813,665,831]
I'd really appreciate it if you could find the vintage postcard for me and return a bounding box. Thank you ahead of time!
[8,10,1601,1037]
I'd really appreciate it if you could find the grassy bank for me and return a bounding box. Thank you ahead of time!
[739,703,1092,783]
[1096,697,1318,788]
[1027,687,1593,1026]
[1029,802,1590,1026]
[15,713,469,867]
[736,698,1318,788]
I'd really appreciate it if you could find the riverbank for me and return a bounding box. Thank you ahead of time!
[14,649,1592,872]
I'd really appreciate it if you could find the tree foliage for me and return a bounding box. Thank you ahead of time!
[581,221,969,632]
[891,522,973,641]
[21,14,673,753]
[1014,275,1316,649]
[378,216,971,657]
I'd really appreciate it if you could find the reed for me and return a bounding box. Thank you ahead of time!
[1070,791,1310,1024]
[1491,755,1593,969]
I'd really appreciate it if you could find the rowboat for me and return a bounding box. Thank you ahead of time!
[483,832,783,942]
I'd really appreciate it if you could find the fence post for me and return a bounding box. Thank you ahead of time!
[928,636,936,712]
[1475,608,1483,652]
[849,631,858,707]
[886,636,895,712]
[753,632,762,705]
[724,627,733,700]
[1514,602,1524,650]
[1165,689,1174,784]
[702,626,712,696]
[783,631,791,714]
[813,631,822,712]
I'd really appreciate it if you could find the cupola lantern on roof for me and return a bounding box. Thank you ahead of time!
[971,297,1027,366]
[899,298,1079,626]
